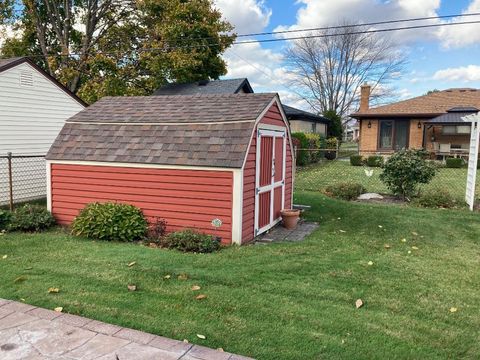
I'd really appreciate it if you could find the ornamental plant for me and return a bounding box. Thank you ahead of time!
[9,205,55,232]
[72,202,148,242]
[379,149,437,199]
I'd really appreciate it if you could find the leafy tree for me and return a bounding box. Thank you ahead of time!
[380,150,437,199]
[0,0,235,103]
[324,110,343,140]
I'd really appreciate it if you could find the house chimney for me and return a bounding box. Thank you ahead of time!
[360,84,371,112]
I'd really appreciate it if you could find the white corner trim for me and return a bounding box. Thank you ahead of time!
[231,169,243,245]
[47,160,238,172]
[46,160,52,212]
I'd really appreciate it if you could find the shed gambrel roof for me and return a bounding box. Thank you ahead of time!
[153,78,253,96]
[46,93,280,168]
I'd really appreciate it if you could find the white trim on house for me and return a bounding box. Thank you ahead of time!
[46,161,52,212]
[231,169,243,245]
[46,159,239,171]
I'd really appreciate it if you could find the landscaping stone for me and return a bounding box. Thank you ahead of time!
[357,192,384,200]
[0,299,254,359]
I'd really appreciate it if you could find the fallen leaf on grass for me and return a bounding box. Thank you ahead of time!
[48,288,60,294]
[191,285,201,291]
[196,294,207,300]
[411,246,419,250]
[412,232,418,236]
[367,261,374,266]
[163,275,171,279]
[355,299,364,309]
[449,307,458,313]
[24,267,33,270]
[183,339,189,344]
[20,298,25,302]
[217,348,224,352]
[196,334,206,340]
[14,276,27,283]
[2,255,7,259]
[378,225,383,228]
[339,230,346,233]
[127,284,137,292]
[408,250,412,254]
[178,273,188,280]
[127,262,136,267]
[384,244,391,249]
[54,307,63,312]
[401,238,407,243]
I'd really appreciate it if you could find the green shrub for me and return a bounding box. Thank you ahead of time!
[305,133,324,163]
[72,202,148,242]
[350,155,364,166]
[324,137,338,160]
[380,149,437,199]
[292,132,309,166]
[9,204,55,232]
[366,155,384,167]
[445,157,464,168]
[325,182,367,201]
[414,189,457,209]
[0,210,12,231]
[160,229,220,253]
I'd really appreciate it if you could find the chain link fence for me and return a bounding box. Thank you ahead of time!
[295,143,480,206]
[0,153,46,210]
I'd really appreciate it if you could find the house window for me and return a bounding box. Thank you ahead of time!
[378,120,409,150]
[311,123,317,133]
[442,125,471,134]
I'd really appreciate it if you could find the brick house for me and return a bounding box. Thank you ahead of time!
[351,86,480,158]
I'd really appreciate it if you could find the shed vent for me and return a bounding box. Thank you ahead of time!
[20,70,34,87]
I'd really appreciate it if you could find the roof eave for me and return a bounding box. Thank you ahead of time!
[351,112,443,119]
[0,57,88,107]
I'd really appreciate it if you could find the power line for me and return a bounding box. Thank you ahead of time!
[234,19,480,45]
[2,18,480,60]
[234,12,480,38]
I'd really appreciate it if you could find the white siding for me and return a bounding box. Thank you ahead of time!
[0,62,84,155]
[0,62,84,205]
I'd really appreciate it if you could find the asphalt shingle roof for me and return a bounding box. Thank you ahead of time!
[153,78,252,95]
[282,104,329,124]
[426,107,479,124]
[352,88,480,118]
[46,93,277,168]
[0,57,24,71]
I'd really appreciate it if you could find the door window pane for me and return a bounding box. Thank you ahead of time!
[394,121,409,150]
[379,121,393,148]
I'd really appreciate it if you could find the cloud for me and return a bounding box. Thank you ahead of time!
[437,0,480,48]
[432,65,480,82]
[273,0,441,44]
[214,0,272,34]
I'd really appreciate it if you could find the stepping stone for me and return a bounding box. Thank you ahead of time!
[357,193,384,200]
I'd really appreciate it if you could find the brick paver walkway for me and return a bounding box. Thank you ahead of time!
[256,221,319,244]
[0,299,253,360]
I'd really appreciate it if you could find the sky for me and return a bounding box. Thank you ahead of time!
[214,0,480,111]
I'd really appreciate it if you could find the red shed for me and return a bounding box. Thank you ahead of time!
[46,93,294,245]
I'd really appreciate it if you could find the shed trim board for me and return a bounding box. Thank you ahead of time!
[47,95,294,244]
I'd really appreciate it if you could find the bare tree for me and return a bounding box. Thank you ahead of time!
[284,22,406,119]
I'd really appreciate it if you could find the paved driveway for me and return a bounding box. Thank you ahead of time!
[0,299,252,360]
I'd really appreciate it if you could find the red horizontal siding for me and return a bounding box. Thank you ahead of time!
[241,102,294,243]
[50,164,233,244]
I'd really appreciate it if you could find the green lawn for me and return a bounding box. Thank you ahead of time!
[296,160,480,202]
[1,193,480,359]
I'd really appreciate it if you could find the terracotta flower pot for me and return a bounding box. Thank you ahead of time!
[281,209,301,230]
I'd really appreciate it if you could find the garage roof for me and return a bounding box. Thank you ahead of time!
[46,93,278,168]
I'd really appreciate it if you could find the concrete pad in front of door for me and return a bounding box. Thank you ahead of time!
[0,299,254,360]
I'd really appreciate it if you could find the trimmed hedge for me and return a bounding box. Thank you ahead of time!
[350,155,364,166]
[325,182,366,201]
[366,155,384,167]
[446,157,464,168]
